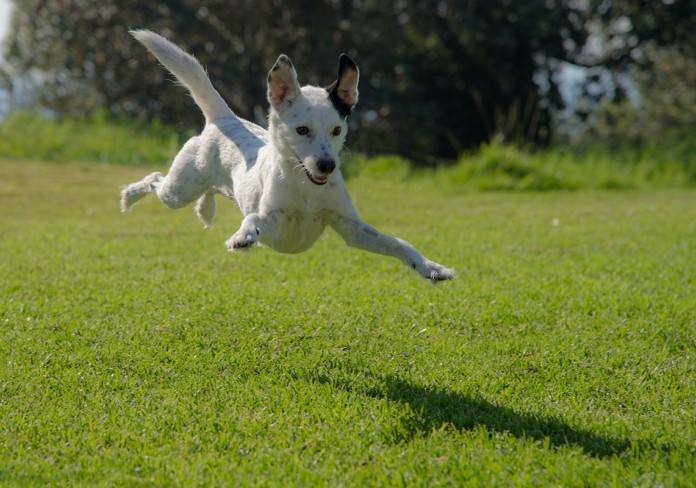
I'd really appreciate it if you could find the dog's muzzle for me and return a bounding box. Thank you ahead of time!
[297,156,335,185]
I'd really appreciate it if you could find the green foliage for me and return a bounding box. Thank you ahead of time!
[438,140,696,191]
[588,0,695,72]
[1,160,695,485]
[344,154,413,180]
[345,141,696,191]
[581,45,696,146]
[3,1,695,160]
[444,142,575,192]
[0,0,596,158]
[2,111,694,191]
[0,110,186,166]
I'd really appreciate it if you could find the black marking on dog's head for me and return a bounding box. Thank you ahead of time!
[326,53,359,118]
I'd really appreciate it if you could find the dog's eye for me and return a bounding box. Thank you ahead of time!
[296,126,310,136]
[332,126,342,136]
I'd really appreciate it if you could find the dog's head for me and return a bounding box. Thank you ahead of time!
[267,53,359,185]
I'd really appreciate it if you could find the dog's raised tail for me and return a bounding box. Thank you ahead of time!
[130,29,233,122]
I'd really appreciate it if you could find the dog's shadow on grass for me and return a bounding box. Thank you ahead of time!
[303,369,632,458]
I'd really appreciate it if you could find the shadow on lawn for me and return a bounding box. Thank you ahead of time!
[306,371,632,458]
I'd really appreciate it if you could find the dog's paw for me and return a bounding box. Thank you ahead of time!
[225,231,257,252]
[421,260,455,282]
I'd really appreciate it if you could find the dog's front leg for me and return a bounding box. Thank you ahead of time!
[331,216,454,281]
[225,212,277,251]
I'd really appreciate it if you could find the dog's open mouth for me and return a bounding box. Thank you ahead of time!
[303,166,328,185]
[295,156,329,185]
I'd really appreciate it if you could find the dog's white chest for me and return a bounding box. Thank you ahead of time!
[260,210,329,254]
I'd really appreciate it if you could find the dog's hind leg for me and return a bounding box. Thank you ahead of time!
[152,136,211,210]
[120,171,163,212]
[123,136,213,216]
[194,191,216,227]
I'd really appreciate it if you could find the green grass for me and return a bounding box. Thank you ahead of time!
[1,159,694,486]
[347,142,696,191]
[1,111,695,189]
[0,111,189,166]
[440,141,696,191]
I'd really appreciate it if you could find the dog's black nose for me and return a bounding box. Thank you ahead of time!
[317,159,336,174]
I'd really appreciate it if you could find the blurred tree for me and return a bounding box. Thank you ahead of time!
[583,0,695,68]
[2,0,593,160]
[581,44,696,145]
[566,0,696,145]
[2,0,690,161]
[371,0,589,160]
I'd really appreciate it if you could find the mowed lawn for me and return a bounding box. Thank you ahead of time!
[1,159,694,486]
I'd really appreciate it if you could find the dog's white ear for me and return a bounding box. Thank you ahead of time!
[267,55,301,111]
[327,53,359,118]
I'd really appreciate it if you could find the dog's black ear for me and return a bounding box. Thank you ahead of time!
[267,54,301,112]
[326,53,359,118]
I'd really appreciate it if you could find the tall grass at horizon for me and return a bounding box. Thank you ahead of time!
[0,110,694,190]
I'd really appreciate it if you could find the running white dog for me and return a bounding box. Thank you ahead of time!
[121,30,454,281]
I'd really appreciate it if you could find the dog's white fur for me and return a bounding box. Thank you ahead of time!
[121,30,454,281]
